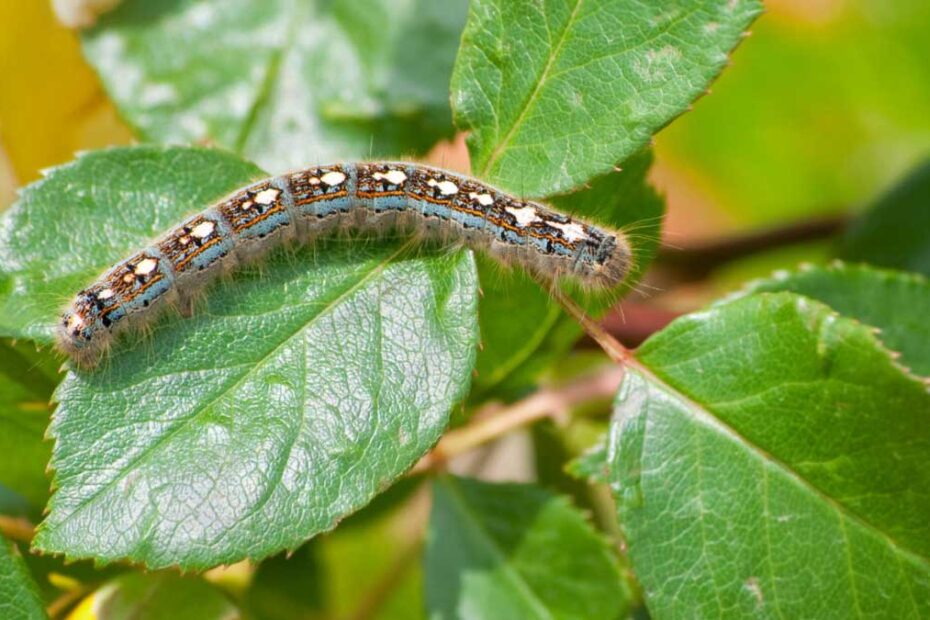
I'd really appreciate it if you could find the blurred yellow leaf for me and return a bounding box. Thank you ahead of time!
[0,0,131,199]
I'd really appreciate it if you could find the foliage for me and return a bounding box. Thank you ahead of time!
[426,476,631,620]
[2,0,928,618]
[610,293,930,618]
[0,536,46,620]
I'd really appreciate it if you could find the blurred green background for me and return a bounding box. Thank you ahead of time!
[653,0,930,237]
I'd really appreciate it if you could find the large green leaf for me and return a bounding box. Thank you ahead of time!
[0,146,265,342]
[738,262,930,377]
[0,536,47,620]
[0,342,58,507]
[451,0,762,197]
[82,573,237,620]
[610,293,930,618]
[0,146,479,569]
[839,160,930,277]
[82,0,467,171]
[37,245,476,570]
[473,150,664,398]
[425,475,631,620]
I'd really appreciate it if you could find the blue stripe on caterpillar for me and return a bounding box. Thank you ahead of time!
[58,162,632,366]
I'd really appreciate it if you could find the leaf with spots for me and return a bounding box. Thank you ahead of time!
[81,0,468,172]
[0,146,479,569]
[452,0,763,197]
[610,293,930,618]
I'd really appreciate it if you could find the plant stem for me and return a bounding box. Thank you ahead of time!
[47,586,92,620]
[658,213,847,281]
[411,365,624,473]
[0,514,34,543]
[548,286,633,365]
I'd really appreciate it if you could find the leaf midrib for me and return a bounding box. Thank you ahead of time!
[478,0,584,179]
[45,240,416,537]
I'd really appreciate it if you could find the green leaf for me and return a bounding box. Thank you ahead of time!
[609,293,930,618]
[425,475,631,620]
[0,342,58,507]
[36,242,476,569]
[0,146,479,569]
[737,262,930,378]
[81,0,467,171]
[839,160,930,277]
[83,573,237,620]
[0,535,47,620]
[0,146,265,343]
[473,151,664,398]
[451,0,762,197]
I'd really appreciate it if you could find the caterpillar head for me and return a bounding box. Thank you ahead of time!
[584,233,632,289]
[57,285,117,367]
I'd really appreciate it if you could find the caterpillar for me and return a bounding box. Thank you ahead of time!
[58,162,632,367]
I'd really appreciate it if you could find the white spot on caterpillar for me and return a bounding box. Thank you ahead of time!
[97,288,114,300]
[321,171,346,187]
[122,273,135,283]
[548,221,588,242]
[374,170,407,185]
[469,192,494,206]
[505,206,540,226]
[240,200,254,211]
[191,221,215,239]
[428,179,459,195]
[254,188,280,205]
[134,258,158,276]
[309,177,321,185]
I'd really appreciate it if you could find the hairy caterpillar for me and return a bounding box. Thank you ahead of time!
[59,162,632,366]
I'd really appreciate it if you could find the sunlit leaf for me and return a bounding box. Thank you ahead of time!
[610,293,930,617]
